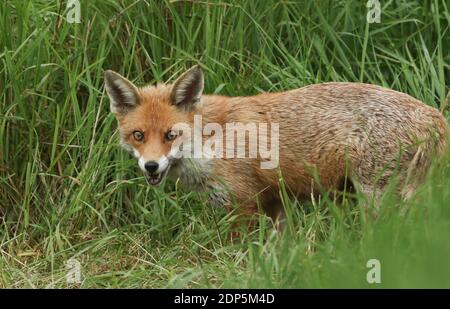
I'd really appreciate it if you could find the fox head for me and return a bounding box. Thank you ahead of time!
[104,66,204,185]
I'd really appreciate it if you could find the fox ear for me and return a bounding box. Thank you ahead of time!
[170,65,204,111]
[104,70,140,115]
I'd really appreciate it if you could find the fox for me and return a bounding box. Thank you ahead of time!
[104,65,448,222]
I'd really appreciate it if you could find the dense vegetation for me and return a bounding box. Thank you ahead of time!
[0,0,449,287]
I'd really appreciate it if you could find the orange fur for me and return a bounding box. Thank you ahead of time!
[105,67,449,222]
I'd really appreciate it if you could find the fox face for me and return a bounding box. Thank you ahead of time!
[105,66,204,185]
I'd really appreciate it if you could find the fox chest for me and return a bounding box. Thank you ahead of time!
[169,159,231,207]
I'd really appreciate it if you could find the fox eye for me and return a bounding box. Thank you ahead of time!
[164,130,177,141]
[133,131,144,141]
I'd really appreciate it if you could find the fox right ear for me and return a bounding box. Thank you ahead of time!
[104,70,140,115]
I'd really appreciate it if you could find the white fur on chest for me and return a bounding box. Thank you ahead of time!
[168,158,230,207]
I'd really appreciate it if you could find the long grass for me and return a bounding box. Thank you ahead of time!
[0,0,449,288]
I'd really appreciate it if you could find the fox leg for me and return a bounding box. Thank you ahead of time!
[225,182,262,240]
[218,199,258,242]
[353,180,385,220]
[261,196,285,231]
[231,194,260,237]
[204,180,258,240]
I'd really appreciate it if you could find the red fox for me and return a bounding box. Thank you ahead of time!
[105,65,448,221]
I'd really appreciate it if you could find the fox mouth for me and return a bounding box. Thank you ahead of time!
[145,167,170,186]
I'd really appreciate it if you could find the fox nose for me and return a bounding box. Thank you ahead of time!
[144,161,159,174]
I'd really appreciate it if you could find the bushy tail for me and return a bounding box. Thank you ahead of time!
[402,114,449,200]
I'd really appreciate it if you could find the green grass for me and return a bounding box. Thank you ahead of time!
[0,0,449,288]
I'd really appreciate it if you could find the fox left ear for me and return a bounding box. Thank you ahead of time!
[170,65,204,111]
